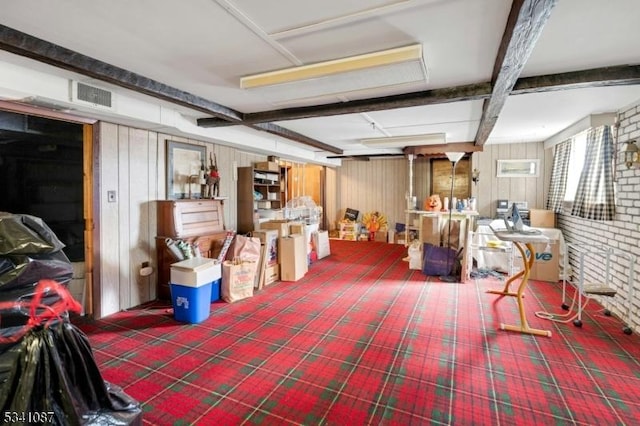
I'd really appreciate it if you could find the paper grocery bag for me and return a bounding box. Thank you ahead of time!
[228,235,261,288]
[228,235,261,262]
[221,260,255,303]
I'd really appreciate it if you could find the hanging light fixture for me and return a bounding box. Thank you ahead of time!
[621,140,639,169]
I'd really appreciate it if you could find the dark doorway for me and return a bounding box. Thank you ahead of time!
[0,110,85,261]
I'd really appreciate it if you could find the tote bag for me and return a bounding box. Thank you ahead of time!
[422,243,458,276]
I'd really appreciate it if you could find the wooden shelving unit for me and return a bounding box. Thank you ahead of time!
[237,166,283,234]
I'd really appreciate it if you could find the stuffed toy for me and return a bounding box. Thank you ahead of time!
[424,194,442,211]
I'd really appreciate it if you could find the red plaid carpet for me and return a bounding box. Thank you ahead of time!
[76,239,640,425]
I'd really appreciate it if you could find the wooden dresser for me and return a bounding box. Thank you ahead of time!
[156,199,227,300]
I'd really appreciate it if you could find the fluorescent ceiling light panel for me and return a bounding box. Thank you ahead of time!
[240,45,427,102]
[360,133,446,148]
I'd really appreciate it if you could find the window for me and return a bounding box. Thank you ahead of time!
[548,125,616,220]
[563,131,587,202]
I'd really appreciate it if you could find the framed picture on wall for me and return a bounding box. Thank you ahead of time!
[430,157,471,204]
[166,140,206,199]
[496,159,540,178]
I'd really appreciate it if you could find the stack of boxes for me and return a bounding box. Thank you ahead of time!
[338,221,360,240]
[337,221,391,242]
[259,219,310,282]
[251,228,280,287]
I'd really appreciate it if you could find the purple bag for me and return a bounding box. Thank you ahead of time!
[422,243,458,276]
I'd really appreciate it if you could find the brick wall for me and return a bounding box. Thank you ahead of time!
[557,101,640,333]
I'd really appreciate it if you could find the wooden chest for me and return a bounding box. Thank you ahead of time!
[156,199,227,300]
[157,199,224,238]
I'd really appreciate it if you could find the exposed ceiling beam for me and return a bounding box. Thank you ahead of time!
[0,24,242,123]
[473,0,557,146]
[326,153,404,160]
[0,24,341,153]
[197,63,640,129]
[512,64,640,94]
[197,82,493,127]
[403,142,483,157]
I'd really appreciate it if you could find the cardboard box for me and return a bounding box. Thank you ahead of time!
[388,230,396,243]
[257,209,284,220]
[339,222,360,233]
[264,264,280,285]
[374,231,388,243]
[260,220,290,237]
[420,215,442,245]
[530,209,556,228]
[289,222,305,235]
[252,230,278,289]
[170,258,221,286]
[515,241,560,282]
[280,234,307,281]
[255,161,279,172]
[339,231,358,241]
[530,241,560,282]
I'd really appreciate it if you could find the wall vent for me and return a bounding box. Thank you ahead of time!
[70,81,114,109]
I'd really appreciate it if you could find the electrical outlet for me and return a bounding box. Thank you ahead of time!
[107,190,117,203]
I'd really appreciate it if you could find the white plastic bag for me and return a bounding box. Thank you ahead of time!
[408,241,422,270]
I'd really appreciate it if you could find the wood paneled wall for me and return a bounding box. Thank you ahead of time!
[331,143,551,232]
[283,163,323,206]
[98,125,158,316]
[97,123,262,318]
[334,158,412,230]
[470,142,552,217]
[430,158,471,206]
[95,120,551,318]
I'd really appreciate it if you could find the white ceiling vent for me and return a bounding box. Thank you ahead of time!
[70,80,115,110]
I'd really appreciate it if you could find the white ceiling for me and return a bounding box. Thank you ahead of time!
[1,0,640,163]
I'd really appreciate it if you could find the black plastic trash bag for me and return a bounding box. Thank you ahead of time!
[0,322,141,425]
[0,212,142,425]
[0,280,141,425]
[0,212,73,297]
[0,212,74,331]
[0,212,66,256]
